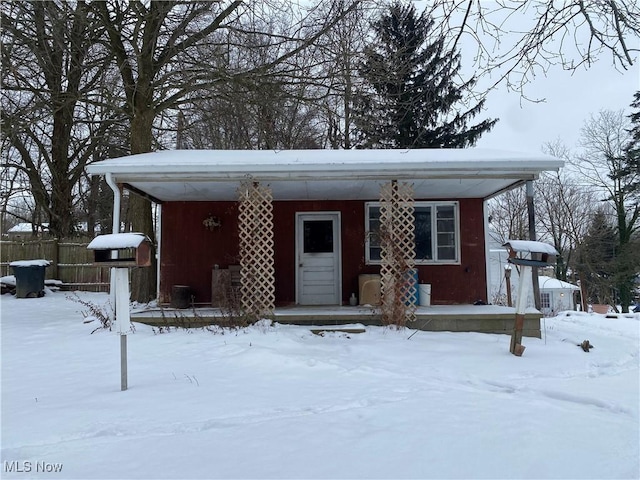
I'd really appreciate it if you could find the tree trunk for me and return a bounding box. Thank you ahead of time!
[128,107,157,302]
[128,195,156,302]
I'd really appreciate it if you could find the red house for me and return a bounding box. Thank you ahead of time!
[88,149,562,329]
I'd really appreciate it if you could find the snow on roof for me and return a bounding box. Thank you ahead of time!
[503,240,559,256]
[87,233,149,250]
[538,276,580,291]
[6,222,100,234]
[9,259,51,267]
[85,149,565,202]
[87,148,563,177]
[7,222,49,233]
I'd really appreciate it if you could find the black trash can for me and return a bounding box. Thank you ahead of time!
[170,285,191,309]
[10,260,50,298]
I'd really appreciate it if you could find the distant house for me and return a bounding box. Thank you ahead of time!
[5,223,50,239]
[87,149,563,311]
[4,222,101,239]
[537,276,581,315]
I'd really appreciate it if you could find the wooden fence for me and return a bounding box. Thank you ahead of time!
[0,239,111,292]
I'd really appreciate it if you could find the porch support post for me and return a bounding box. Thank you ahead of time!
[526,180,541,310]
[379,180,416,327]
[237,181,275,321]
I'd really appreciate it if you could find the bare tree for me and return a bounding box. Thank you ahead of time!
[181,20,330,150]
[184,78,326,150]
[535,171,596,283]
[316,1,379,149]
[1,1,113,239]
[574,109,639,311]
[0,135,35,230]
[537,141,596,283]
[94,0,363,301]
[429,1,639,97]
[487,187,528,244]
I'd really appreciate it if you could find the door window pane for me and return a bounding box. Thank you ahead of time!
[304,220,333,253]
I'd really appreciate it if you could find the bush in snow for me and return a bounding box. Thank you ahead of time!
[66,293,114,334]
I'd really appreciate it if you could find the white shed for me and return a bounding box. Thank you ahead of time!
[538,276,581,315]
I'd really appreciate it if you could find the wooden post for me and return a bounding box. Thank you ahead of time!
[505,266,512,307]
[50,238,59,279]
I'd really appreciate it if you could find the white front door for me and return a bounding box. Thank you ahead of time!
[296,212,341,305]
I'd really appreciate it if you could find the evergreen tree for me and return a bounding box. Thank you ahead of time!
[614,92,640,308]
[353,2,497,149]
[577,208,617,305]
[621,91,640,197]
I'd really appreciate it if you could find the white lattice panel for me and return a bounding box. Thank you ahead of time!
[379,180,416,327]
[238,181,275,320]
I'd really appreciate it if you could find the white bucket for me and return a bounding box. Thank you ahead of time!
[418,284,431,306]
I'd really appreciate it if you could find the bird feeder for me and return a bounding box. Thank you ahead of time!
[504,240,557,268]
[503,240,558,356]
[88,233,152,267]
[87,233,152,390]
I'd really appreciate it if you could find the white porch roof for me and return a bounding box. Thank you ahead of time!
[86,148,564,202]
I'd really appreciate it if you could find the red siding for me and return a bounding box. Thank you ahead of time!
[160,202,239,304]
[160,199,487,305]
[272,201,374,305]
[416,198,487,304]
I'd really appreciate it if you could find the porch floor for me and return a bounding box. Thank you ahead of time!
[131,304,542,338]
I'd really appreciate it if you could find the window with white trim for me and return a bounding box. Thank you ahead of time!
[540,292,551,310]
[365,201,460,265]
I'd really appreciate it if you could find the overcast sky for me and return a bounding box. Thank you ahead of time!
[409,1,639,155]
[476,60,639,154]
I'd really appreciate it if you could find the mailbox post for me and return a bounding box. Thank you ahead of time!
[87,233,152,390]
[503,240,558,356]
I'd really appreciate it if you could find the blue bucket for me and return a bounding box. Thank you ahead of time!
[404,268,420,305]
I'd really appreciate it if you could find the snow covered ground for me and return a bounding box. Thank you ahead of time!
[1,290,639,479]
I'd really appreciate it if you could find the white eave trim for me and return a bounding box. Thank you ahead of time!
[86,148,563,182]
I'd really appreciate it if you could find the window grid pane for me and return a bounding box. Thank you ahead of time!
[540,292,551,309]
[368,206,381,261]
[414,207,432,261]
[435,206,457,261]
[366,202,458,264]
